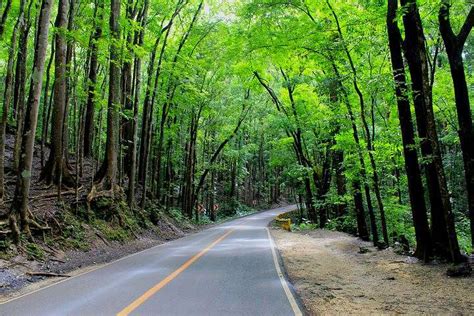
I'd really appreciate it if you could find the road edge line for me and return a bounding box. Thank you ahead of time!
[266,227,304,316]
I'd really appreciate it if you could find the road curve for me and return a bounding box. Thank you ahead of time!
[1,205,302,316]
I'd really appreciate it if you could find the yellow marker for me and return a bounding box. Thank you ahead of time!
[117,229,234,316]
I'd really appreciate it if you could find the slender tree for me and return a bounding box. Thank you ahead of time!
[9,0,54,243]
[0,0,26,201]
[40,0,75,188]
[92,0,121,192]
[439,1,474,252]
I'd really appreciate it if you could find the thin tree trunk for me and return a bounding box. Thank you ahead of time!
[84,1,104,158]
[40,38,55,167]
[330,61,379,245]
[41,0,74,189]
[439,1,474,253]
[0,0,25,201]
[326,0,387,245]
[93,0,121,191]
[9,0,53,243]
[128,0,149,208]
[0,0,12,37]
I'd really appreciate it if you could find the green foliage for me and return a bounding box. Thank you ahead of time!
[25,243,45,261]
[456,218,473,254]
[92,219,131,242]
[57,210,89,250]
[291,220,318,232]
[325,216,358,235]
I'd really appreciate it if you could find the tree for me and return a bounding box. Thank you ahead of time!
[83,0,104,158]
[401,0,462,262]
[40,0,75,188]
[0,0,26,201]
[9,0,54,243]
[92,0,121,193]
[386,0,432,261]
[439,1,474,253]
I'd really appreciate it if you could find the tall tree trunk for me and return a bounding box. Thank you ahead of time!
[401,0,462,262]
[84,1,104,158]
[182,114,198,218]
[439,1,474,253]
[93,0,121,191]
[254,71,318,222]
[121,0,137,179]
[128,0,149,208]
[0,0,25,201]
[9,0,53,243]
[138,1,185,184]
[333,150,346,217]
[40,38,55,167]
[40,0,74,188]
[12,5,31,171]
[326,0,387,245]
[352,180,370,241]
[387,0,432,261]
[330,61,379,245]
[156,0,203,200]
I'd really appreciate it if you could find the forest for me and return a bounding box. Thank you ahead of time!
[0,0,472,267]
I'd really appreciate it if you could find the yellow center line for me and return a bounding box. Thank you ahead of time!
[116,228,235,316]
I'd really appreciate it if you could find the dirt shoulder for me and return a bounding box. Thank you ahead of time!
[271,228,473,315]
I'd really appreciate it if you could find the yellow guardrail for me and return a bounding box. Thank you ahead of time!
[275,213,292,231]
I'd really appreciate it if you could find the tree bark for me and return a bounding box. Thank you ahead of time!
[128,0,149,208]
[12,6,31,171]
[330,61,379,245]
[439,1,474,253]
[0,0,12,37]
[93,0,121,191]
[40,37,55,167]
[326,0,387,245]
[9,0,53,243]
[401,0,462,262]
[40,0,74,188]
[387,0,432,261]
[84,1,104,158]
[0,0,25,201]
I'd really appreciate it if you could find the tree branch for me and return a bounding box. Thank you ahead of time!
[458,7,474,45]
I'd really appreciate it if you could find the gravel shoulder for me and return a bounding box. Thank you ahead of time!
[271,228,473,315]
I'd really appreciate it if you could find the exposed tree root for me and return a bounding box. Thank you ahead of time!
[39,158,76,188]
[7,206,50,244]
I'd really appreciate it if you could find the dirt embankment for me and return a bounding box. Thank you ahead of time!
[271,228,473,315]
[0,212,200,302]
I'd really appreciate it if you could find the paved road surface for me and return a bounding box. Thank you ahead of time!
[1,205,302,316]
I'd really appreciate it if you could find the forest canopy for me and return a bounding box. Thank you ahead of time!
[0,0,473,263]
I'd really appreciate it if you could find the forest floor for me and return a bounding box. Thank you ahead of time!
[271,228,474,315]
[0,211,205,302]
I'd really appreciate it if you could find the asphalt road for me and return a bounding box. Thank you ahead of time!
[0,205,302,316]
